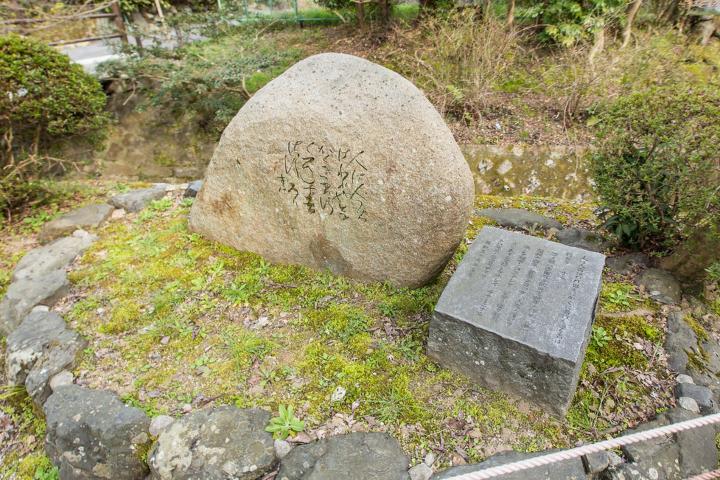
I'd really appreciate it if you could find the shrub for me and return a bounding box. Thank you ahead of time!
[382,10,523,121]
[0,35,108,217]
[591,83,720,249]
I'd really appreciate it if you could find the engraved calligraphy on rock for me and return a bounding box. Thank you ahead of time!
[189,52,475,288]
[276,141,367,221]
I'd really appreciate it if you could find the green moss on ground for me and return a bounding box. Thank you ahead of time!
[52,192,670,467]
[0,382,54,480]
[0,187,677,470]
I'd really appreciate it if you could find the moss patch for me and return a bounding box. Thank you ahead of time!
[568,312,671,434]
[52,192,675,468]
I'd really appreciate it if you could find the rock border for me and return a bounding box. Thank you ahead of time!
[1,194,717,479]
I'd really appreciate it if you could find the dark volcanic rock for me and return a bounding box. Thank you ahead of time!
[148,406,275,480]
[12,231,96,282]
[620,408,717,479]
[44,385,151,480]
[664,311,697,372]
[432,450,587,479]
[675,383,716,414]
[184,180,203,198]
[277,432,409,480]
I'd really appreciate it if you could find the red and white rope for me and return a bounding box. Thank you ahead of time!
[689,471,720,480]
[445,413,720,480]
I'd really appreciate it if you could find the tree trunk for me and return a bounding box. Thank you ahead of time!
[588,27,605,69]
[693,16,718,45]
[507,0,515,26]
[621,0,643,48]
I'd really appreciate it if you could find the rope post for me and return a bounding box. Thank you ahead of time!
[110,0,128,44]
[355,0,366,29]
[154,0,166,27]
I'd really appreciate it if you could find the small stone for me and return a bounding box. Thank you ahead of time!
[109,184,168,213]
[638,268,682,304]
[12,231,97,282]
[409,463,432,480]
[182,403,192,413]
[278,432,408,480]
[111,208,126,219]
[424,452,436,467]
[184,180,203,198]
[160,336,170,345]
[275,439,294,459]
[475,208,562,231]
[607,451,624,467]
[605,252,650,275]
[5,310,85,405]
[49,370,74,391]
[675,383,715,414]
[433,450,586,480]
[149,415,174,437]
[664,311,698,372]
[678,396,701,413]
[38,203,113,243]
[331,386,347,402]
[582,451,610,474]
[676,374,694,384]
[555,228,610,253]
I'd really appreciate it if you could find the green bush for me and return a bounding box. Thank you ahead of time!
[0,34,108,217]
[516,0,624,46]
[591,83,720,249]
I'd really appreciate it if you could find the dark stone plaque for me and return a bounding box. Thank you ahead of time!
[428,226,605,415]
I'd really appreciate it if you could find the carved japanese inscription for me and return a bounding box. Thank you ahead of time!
[275,141,367,221]
[428,226,605,415]
[189,52,475,287]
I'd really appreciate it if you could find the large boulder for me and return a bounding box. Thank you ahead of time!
[38,204,113,243]
[148,406,276,480]
[5,310,86,406]
[189,53,474,288]
[277,432,409,480]
[44,385,151,480]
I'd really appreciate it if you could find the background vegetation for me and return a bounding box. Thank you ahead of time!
[0,35,108,223]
